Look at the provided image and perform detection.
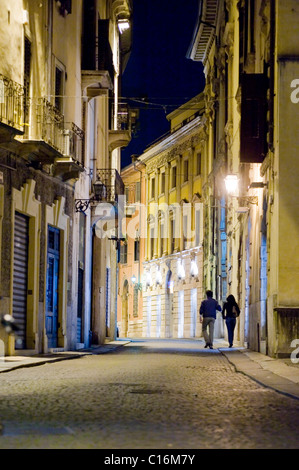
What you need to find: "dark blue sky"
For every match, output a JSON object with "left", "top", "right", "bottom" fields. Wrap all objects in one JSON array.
[{"left": 121, "top": 0, "right": 205, "bottom": 168}]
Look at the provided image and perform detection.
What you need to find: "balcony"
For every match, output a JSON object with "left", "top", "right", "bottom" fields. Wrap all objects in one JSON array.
[
  {"left": 96, "top": 168, "right": 124, "bottom": 204},
  {"left": 109, "top": 103, "right": 138, "bottom": 151},
  {"left": 16, "top": 98, "right": 65, "bottom": 164},
  {"left": 54, "top": 122, "right": 85, "bottom": 181},
  {"left": 0, "top": 74, "right": 24, "bottom": 142},
  {"left": 82, "top": 19, "right": 114, "bottom": 98}
]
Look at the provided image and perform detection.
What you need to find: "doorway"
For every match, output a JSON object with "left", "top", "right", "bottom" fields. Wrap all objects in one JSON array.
[
  {"left": 46, "top": 226, "right": 60, "bottom": 349},
  {"left": 13, "top": 212, "right": 29, "bottom": 349}
]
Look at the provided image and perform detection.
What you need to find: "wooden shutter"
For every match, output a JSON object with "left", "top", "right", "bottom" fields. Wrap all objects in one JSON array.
[{"left": 240, "top": 74, "right": 268, "bottom": 163}]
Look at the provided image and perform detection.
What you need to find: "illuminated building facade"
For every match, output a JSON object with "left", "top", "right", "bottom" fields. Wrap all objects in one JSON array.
[
  {"left": 138, "top": 94, "right": 213, "bottom": 339},
  {"left": 0, "top": 0, "right": 133, "bottom": 354},
  {"left": 188, "top": 0, "right": 299, "bottom": 356},
  {"left": 117, "top": 159, "right": 146, "bottom": 337}
]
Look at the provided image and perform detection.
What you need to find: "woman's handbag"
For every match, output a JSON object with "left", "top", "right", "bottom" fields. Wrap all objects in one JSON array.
[{"left": 232, "top": 305, "right": 239, "bottom": 318}]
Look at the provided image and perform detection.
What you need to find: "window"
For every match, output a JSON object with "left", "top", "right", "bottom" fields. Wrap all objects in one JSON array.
[
  {"left": 150, "top": 227, "right": 155, "bottom": 259},
  {"left": 171, "top": 166, "right": 177, "bottom": 188},
  {"left": 151, "top": 177, "right": 155, "bottom": 199},
  {"left": 160, "top": 223, "right": 164, "bottom": 257},
  {"left": 55, "top": 0, "right": 72, "bottom": 16},
  {"left": 24, "top": 37, "right": 31, "bottom": 134},
  {"left": 160, "top": 171, "right": 165, "bottom": 194},
  {"left": 183, "top": 214, "right": 188, "bottom": 249},
  {"left": 195, "top": 209, "right": 200, "bottom": 246},
  {"left": 183, "top": 160, "right": 189, "bottom": 183},
  {"left": 134, "top": 238, "right": 140, "bottom": 262},
  {"left": 119, "top": 242, "right": 127, "bottom": 264},
  {"left": 135, "top": 181, "right": 141, "bottom": 202},
  {"left": 196, "top": 153, "right": 202, "bottom": 175},
  {"left": 55, "top": 66, "right": 64, "bottom": 112},
  {"left": 170, "top": 218, "right": 175, "bottom": 254}
]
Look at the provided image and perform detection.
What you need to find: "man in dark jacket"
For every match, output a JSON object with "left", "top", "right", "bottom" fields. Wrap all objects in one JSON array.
[{"left": 199, "top": 290, "right": 221, "bottom": 349}]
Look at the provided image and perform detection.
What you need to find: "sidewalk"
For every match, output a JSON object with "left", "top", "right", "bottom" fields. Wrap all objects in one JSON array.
[
  {"left": 0, "top": 340, "right": 130, "bottom": 374},
  {"left": 218, "top": 343, "right": 299, "bottom": 401},
  {"left": 0, "top": 339, "right": 299, "bottom": 401}
]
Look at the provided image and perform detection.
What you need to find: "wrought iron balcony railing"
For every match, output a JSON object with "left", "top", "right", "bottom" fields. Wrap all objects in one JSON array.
[
  {"left": 112, "top": 102, "right": 139, "bottom": 133},
  {"left": 23, "top": 97, "right": 64, "bottom": 154},
  {"left": 63, "top": 122, "right": 85, "bottom": 166},
  {"left": 96, "top": 168, "right": 124, "bottom": 203},
  {"left": 0, "top": 74, "right": 24, "bottom": 134}
]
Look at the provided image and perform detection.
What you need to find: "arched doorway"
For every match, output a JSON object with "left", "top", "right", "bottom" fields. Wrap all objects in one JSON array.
[{"left": 122, "top": 280, "right": 129, "bottom": 337}]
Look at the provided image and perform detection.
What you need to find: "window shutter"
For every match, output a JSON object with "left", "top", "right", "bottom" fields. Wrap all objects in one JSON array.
[{"left": 240, "top": 74, "right": 268, "bottom": 163}]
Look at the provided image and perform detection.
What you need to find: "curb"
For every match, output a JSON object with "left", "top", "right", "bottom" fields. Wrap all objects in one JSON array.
[
  {"left": 220, "top": 348, "right": 299, "bottom": 401},
  {"left": 0, "top": 341, "right": 131, "bottom": 374}
]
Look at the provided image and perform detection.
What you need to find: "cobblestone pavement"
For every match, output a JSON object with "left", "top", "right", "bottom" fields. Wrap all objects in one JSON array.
[{"left": 0, "top": 339, "right": 299, "bottom": 449}]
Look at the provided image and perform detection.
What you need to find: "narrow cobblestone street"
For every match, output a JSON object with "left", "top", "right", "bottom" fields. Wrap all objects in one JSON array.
[{"left": 0, "top": 339, "right": 299, "bottom": 450}]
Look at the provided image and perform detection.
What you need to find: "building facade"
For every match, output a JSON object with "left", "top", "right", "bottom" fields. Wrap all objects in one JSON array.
[
  {"left": 117, "top": 158, "right": 146, "bottom": 337},
  {"left": 188, "top": 0, "right": 299, "bottom": 357},
  {"left": 138, "top": 94, "right": 213, "bottom": 339},
  {"left": 0, "top": 0, "right": 133, "bottom": 355}
]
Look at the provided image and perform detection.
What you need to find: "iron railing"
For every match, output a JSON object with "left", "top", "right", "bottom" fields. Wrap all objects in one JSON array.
[
  {"left": 24, "top": 97, "right": 64, "bottom": 153},
  {"left": 113, "top": 102, "right": 130, "bottom": 131},
  {"left": 23, "top": 99, "right": 84, "bottom": 164},
  {"left": 96, "top": 168, "right": 124, "bottom": 203},
  {"left": 0, "top": 74, "right": 24, "bottom": 133},
  {"left": 111, "top": 102, "right": 139, "bottom": 135},
  {"left": 63, "top": 122, "right": 85, "bottom": 166}
]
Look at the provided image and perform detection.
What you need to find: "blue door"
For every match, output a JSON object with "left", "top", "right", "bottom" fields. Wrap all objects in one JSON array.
[{"left": 46, "top": 226, "right": 60, "bottom": 348}]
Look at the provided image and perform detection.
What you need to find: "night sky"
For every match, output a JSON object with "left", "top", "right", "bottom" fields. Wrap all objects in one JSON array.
[{"left": 121, "top": 0, "right": 205, "bottom": 168}]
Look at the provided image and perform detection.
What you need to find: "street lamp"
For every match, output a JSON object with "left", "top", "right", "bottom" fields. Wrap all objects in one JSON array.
[
  {"left": 224, "top": 174, "right": 239, "bottom": 195},
  {"left": 224, "top": 174, "right": 258, "bottom": 207},
  {"left": 75, "top": 180, "right": 107, "bottom": 212},
  {"left": 190, "top": 259, "right": 199, "bottom": 277}
]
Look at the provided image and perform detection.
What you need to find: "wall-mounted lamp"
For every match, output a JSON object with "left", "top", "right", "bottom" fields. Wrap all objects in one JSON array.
[
  {"left": 177, "top": 260, "right": 185, "bottom": 280},
  {"left": 118, "top": 18, "right": 130, "bottom": 34},
  {"left": 156, "top": 269, "right": 162, "bottom": 285},
  {"left": 224, "top": 174, "right": 239, "bottom": 195},
  {"left": 131, "top": 274, "right": 142, "bottom": 291},
  {"left": 145, "top": 270, "right": 152, "bottom": 287},
  {"left": 190, "top": 260, "right": 199, "bottom": 277},
  {"left": 224, "top": 174, "right": 258, "bottom": 207},
  {"left": 75, "top": 180, "right": 107, "bottom": 212}
]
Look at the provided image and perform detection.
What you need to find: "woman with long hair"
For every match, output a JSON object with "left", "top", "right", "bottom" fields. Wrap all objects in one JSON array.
[{"left": 222, "top": 294, "right": 240, "bottom": 348}]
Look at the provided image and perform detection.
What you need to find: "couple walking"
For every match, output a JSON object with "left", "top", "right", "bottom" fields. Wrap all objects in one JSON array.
[{"left": 199, "top": 290, "right": 240, "bottom": 349}]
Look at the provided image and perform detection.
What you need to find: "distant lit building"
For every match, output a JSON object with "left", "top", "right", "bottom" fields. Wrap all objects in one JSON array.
[
  {"left": 139, "top": 94, "right": 210, "bottom": 339},
  {"left": 117, "top": 158, "right": 146, "bottom": 337}
]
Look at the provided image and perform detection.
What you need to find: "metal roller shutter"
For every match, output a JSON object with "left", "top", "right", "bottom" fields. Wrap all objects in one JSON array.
[{"left": 13, "top": 212, "right": 29, "bottom": 349}]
